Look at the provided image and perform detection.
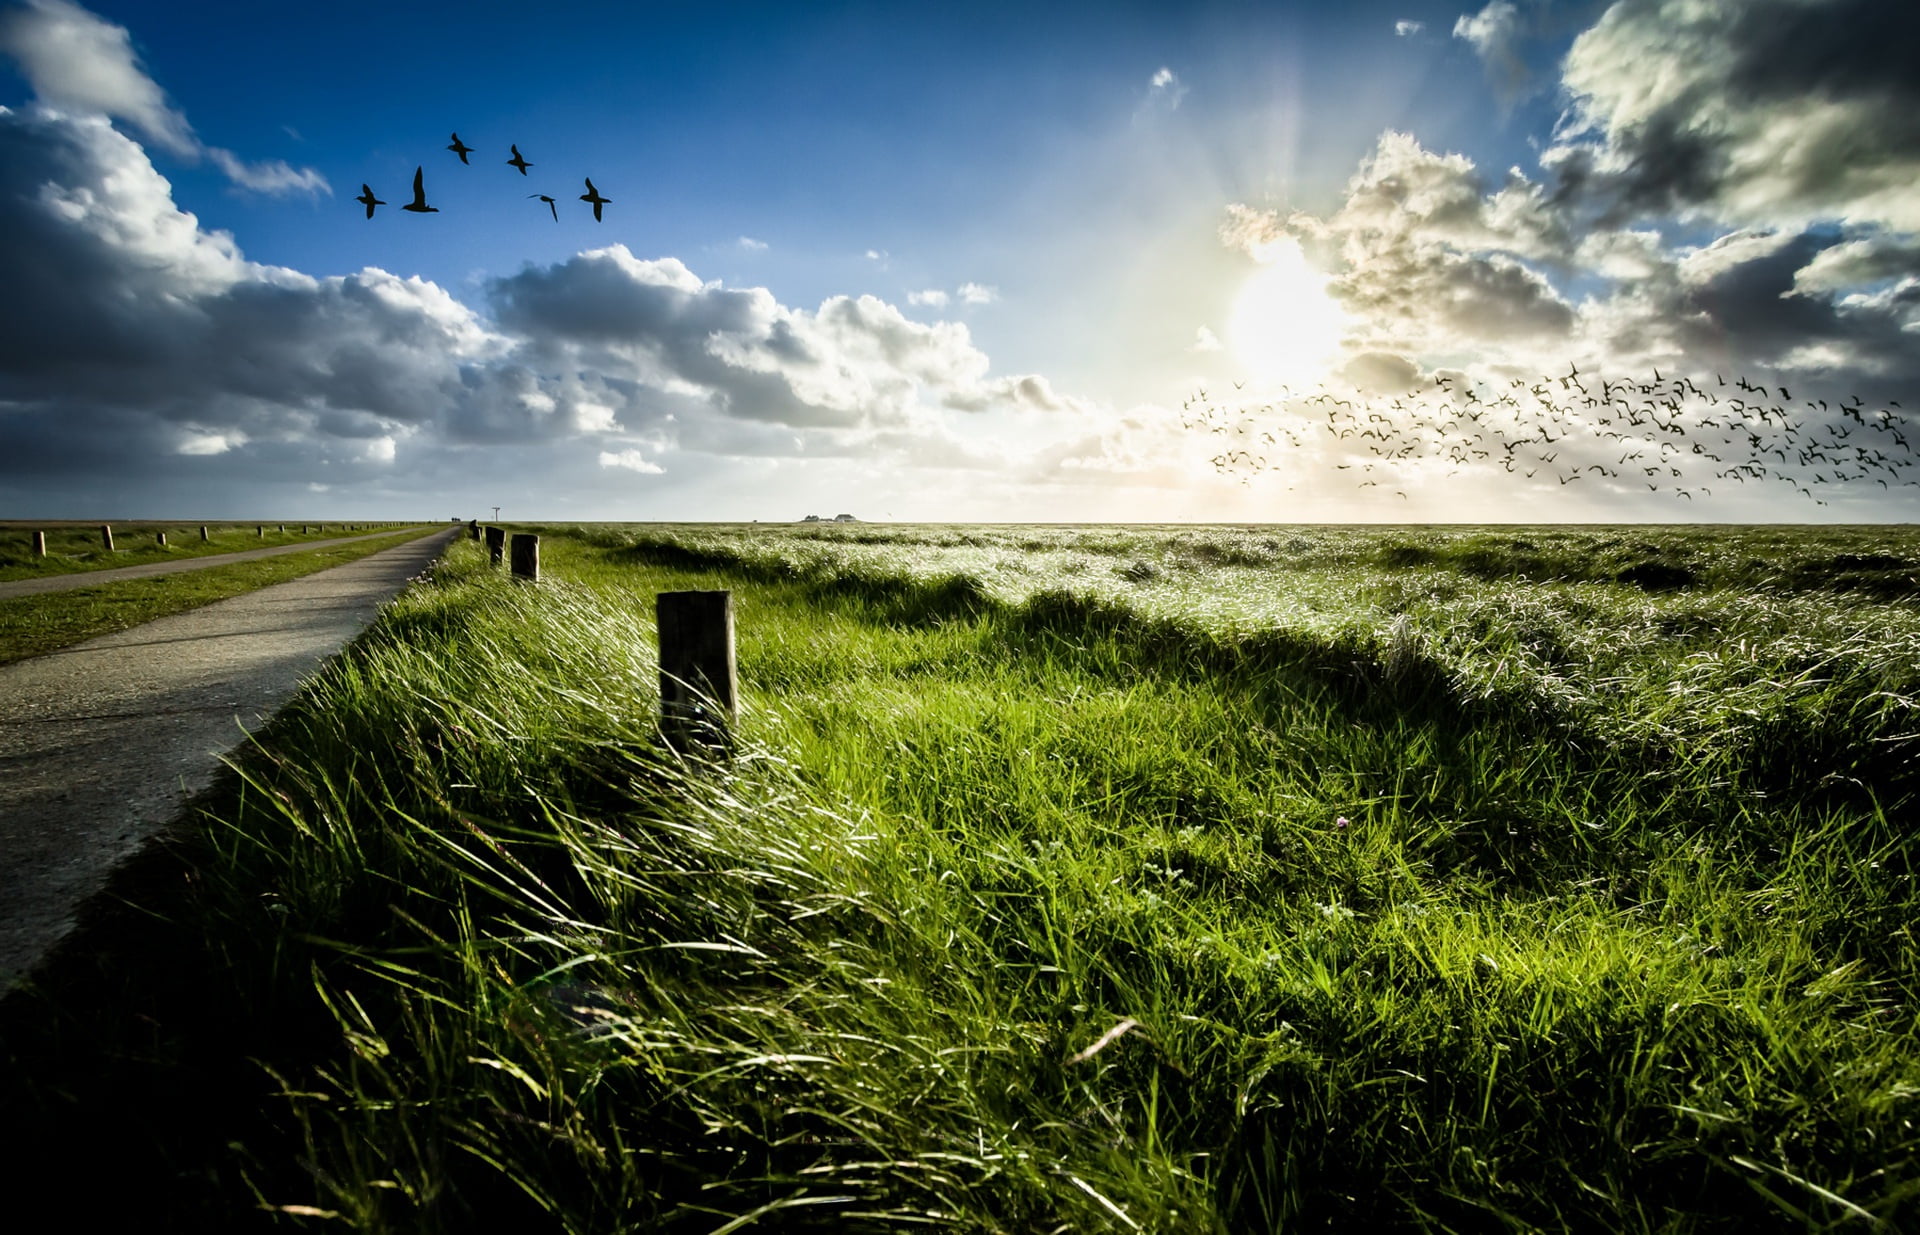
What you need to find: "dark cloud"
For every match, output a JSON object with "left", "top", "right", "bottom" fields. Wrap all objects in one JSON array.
[{"left": 1555, "top": 0, "right": 1920, "bottom": 231}]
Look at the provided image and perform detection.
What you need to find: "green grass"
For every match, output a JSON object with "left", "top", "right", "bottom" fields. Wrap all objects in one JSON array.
[
  {"left": 0, "top": 521, "right": 415, "bottom": 582},
  {"left": 3, "top": 523, "right": 1917, "bottom": 1231},
  {"left": 0, "top": 527, "right": 437, "bottom": 665}
]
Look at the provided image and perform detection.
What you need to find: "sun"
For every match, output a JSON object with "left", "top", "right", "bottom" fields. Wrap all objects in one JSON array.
[{"left": 1226, "top": 235, "right": 1347, "bottom": 387}]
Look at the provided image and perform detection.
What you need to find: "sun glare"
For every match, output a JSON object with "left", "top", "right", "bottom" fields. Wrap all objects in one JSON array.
[{"left": 1227, "top": 236, "right": 1347, "bottom": 387}]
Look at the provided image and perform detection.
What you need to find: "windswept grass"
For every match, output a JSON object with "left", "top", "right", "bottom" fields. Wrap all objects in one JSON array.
[{"left": 3, "top": 524, "right": 1917, "bottom": 1231}]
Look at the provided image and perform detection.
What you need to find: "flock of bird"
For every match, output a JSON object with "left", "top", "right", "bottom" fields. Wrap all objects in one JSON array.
[
  {"left": 1184, "top": 365, "right": 1916, "bottom": 506},
  {"left": 354, "top": 132, "right": 611, "bottom": 223}
]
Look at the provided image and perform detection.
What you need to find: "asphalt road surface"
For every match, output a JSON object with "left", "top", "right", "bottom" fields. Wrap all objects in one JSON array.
[
  {"left": 0, "top": 526, "right": 442, "bottom": 600},
  {"left": 0, "top": 526, "right": 461, "bottom": 991}
]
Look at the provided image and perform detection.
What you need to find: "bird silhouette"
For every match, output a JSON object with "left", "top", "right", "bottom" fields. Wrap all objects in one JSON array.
[
  {"left": 355, "top": 183, "right": 386, "bottom": 219},
  {"left": 530, "top": 193, "right": 557, "bottom": 221},
  {"left": 401, "top": 166, "right": 438, "bottom": 213},
  {"left": 507, "top": 144, "right": 532, "bottom": 175},
  {"left": 447, "top": 133, "right": 474, "bottom": 164},
  {"left": 580, "top": 177, "right": 610, "bottom": 221}
]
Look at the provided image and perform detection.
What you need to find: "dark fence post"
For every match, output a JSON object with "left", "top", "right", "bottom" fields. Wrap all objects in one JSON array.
[
  {"left": 656, "top": 590, "right": 737, "bottom": 756},
  {"left": 200, "top": 525, "right": 209, "bottom": 542},
  {"left": 31, "top": 530, "right": 45, "bottom": 558},
  {"left": 510, "top": 533, "right": 539, "bottom": 582},
  {"left": 468, "top": 519, "right": 480, "bottom": 540},
  {"left": 101, "top": 524, "right": 113, "bottom": 551},
  {"left": 157, "top": 531, "right": 167, "bottom": 546},
  {"left": 257, "top": 525, "right": 264, "bottom": 537},
  {"left": 486, "top": 526, "right": 505, "bottom": 565}
]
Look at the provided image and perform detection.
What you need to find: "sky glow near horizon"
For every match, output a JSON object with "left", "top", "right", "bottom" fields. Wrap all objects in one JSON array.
[{"left": 0, "top": 0, "right": 1914, "bottom": 522}]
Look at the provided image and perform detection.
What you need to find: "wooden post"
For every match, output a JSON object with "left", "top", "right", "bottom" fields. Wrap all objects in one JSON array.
[
  {"left": 157, "top": 531, "right": 167, "bottom": 546},
  {"left": 657, "top": 590, "right": 737, "bottom": 755},
  {"left": 31, "top": 530, "right": 45, "bottom": 558},
  {"left": 468, "top": 520, "right": 480, "bottom": 540},
  {"left": 257, "top": 525, "right": 264, "bottom": 537},
  {"left": 279, "top": 524, "right": 285, "bottom": 532},
  {"left": 101, "top": 524, "right": 113, "bottom": 551},
  {"left": 509, "top": 532, "right": 539, "bottom": 582},
  {"left": 200, "top": 525, "right": 209, "bottom": 542},
  {"left": 486, "top": 526, "right": 505, "bottom": 565}
]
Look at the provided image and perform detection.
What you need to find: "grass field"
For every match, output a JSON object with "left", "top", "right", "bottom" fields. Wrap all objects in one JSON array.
[
  {"left": 3, "top": 522, "right": 1918, "bottom": 1231},
  {"left": 0, "top": 521, "right": 410, "bottom": 582},
  {"left": 0, "top": 526, "right": 436, "bottom": 666}
]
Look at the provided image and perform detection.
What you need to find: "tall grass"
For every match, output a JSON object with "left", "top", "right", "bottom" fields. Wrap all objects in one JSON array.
[{"left": 4, "top": 525, "right": 1917, "bottom": 1231}]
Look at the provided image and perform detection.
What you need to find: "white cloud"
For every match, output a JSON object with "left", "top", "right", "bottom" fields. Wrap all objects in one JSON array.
[
  {"left": 206, "top": 147, "right": 330, "bottom": 195},
  {"left": 1395, "top": 19, "right": 1424, "bottom": 37},
  {"left": 598, "top": 448, "right": 664, "bottom": 474},
  {"left": 1190, "top": 325, "right": 1224, "bottom": 353},
  {"left": 1145, "top": 66, "right": 1188, "bottom": 110},
  {"left": 958, "top": 282, "right": 998, "bottom": 305},
  {"left": 1452, "top": 2, "right": 1532, "bottom": 102},
  {"left": 176, "top": 430, "right": 237, "bottom": 455},
  {"left": 737, "top": 235, "right": 767, "bottom": 252},
  {"left": 0, "top": 0, "right": 327, "bottom": 195},
  {"left": 907, "top": 288, "right": 949, "bottom": 307}
]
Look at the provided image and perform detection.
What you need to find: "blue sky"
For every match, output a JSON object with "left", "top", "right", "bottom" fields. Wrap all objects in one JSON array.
[{"left": 0, "top": 0, "right": 1914, "bottom": 521}]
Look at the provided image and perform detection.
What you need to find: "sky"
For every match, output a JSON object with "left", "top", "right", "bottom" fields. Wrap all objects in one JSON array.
[{"left": 0, "top": 0, "right": 1914, "bottom": 522}]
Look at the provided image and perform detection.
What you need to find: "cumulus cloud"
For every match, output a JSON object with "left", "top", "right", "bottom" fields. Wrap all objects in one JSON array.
[
  {"left": 0, "top": 102, "right": 1096, "bottom": 510},
  {"left": 1551, "top": 0, "right": 1920, "bottom": 232},
  {"left": 908, "top": 288, "right": 949, "bottom": 307},
  {"left": 1190, "top": 325, "right": 1224, "bottom": 353},
  {"left": 958, "top": 282, "right": 998, "bottom": 305},
  {"left": 1395, "top": 20, "right": 1424, "bottom": 37},
  {"left": 1227, "top": 132, "right": 1575, "bottom": 360},
  {"left": 1219, "top": 0, "right": 1919, "bottom": 408},
  {"left": 0, "top": 0, "right": 327, "bottom": 195},
  {"left": 736, "top": 235, "right": 767, "bottom": 252}
]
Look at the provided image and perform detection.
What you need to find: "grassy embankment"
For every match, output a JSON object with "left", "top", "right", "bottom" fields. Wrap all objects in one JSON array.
[
  {"left": 4, "top": 523, "right": 1918, "bottom": 1231},
  {"left": 0, "top": 527, "right": 436, "bottom": 666},
  {"left": 0, "top": 522, "right": 410, "bottom": 582}
]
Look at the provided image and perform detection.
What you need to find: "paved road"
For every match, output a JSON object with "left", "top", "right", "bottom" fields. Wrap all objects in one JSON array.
[
  {"left": 0, "top": 527, "right": 461, "bottom": 991},
  {"left": 0, "top": 526, "right": 443, "bottom": 600}
]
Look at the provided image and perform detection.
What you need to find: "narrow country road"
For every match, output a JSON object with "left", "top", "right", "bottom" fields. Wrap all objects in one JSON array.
[
  {"left": 0, "top": 526, "right": 461, "bottom": 991},
  {"left": 0, "top": 525, "right": 446, "bottom": 600}
]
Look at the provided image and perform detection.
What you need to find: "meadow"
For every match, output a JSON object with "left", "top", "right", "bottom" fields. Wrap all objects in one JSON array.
[
  {"left": 0, "top": 526, "right": 434, "bottom": 666},
  {"left": 4, "top": 521, "right": 1918, "bottom": 1232},
  {"left": 0, "top": 521, "right": 407, "bottom": 582}
]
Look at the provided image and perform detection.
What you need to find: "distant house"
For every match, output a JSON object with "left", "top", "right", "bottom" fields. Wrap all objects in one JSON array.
[
  {"left": 800, "top": 514, "right": 822, "bottom": 522},
  {"left": 799, "top": 513, "right": 860, "bottom": 523},
  {"left": 833, "top": 513, "right": 858, "bottom": 522}
]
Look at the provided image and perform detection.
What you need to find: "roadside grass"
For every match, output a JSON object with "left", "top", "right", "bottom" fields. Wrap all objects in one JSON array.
[
  {"left": 0, "top": 521, "right": 411, "bottom": 582},
  {"left": 0, "top": 527, "right": 437, "bottom": 666},
  {"left": 3, "top": 524, "right": 1917, "bottom": 1231}
]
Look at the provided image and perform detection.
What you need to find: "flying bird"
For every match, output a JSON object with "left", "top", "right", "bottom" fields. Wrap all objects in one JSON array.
[
  {"left": 355, "top": 183, "right": 386, "bottom": 219},
  {"left": 401, "top": 166, "right": 438, "bottom": 213},
  {"left": 580, "top": 176, "right": 610, "bottom": 221},
  {"left": 530, "top": 192, "right": 557, "bottom": 221},
  {"left": 507, "top": 144, "right": 532, "bottom": 175},
  {"left": 447, "top": 133, "right": 474, "bottom": 164}
]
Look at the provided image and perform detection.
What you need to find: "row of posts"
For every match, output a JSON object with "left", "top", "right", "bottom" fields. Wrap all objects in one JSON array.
[
  {"left": 470, "top": 520, "right": 540, "bottom": 581},
  {"left": 463, "top": 520, "right": 736, "bottom": 754},
  {"left": 23, "top": 522, "right": 395, "bottom": 557}
]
